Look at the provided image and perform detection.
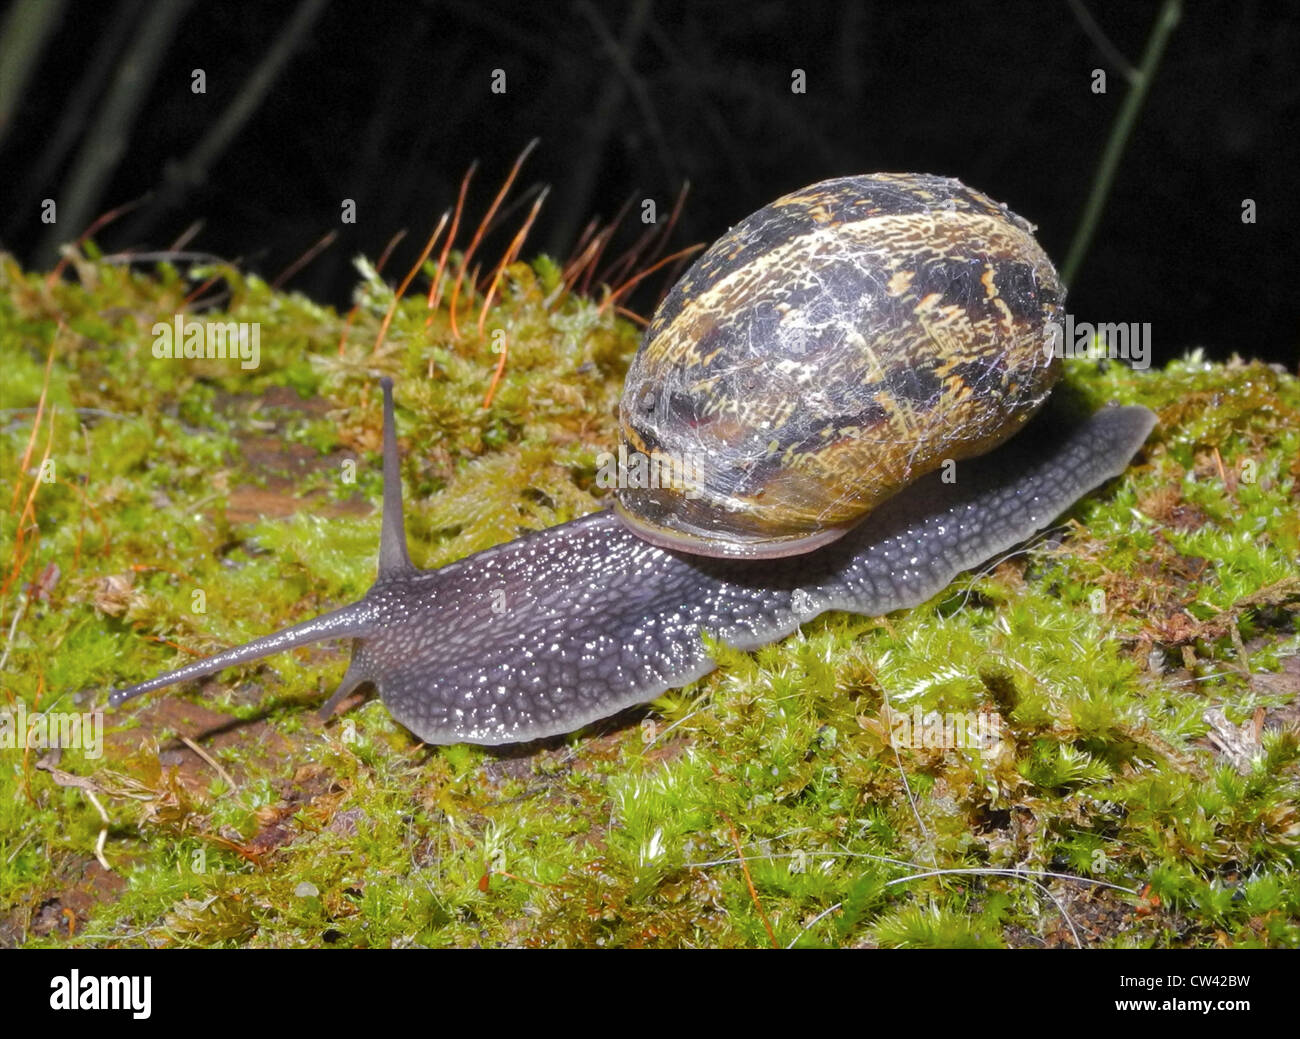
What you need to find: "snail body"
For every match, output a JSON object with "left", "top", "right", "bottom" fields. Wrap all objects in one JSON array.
[{"left": 107, "top": 174, "right": 1156, "bottom": 745}]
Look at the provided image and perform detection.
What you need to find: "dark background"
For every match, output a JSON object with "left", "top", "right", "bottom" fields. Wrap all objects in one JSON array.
[{"left": 1, "top": 0, "right": 1295, "bottom": 367}]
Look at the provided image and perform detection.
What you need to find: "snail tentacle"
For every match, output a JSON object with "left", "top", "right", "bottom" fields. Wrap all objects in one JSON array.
[
  {"left": 105, "top": 599, "right": 377, "bottom": 707},
  {"left": 103, "top": 378, "right": 415, "bottom": 709}
]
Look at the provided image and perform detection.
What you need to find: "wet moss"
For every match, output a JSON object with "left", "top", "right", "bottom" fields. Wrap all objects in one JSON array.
[{"left": 0, "top": 249, "right": 1297, "bottom": 948}]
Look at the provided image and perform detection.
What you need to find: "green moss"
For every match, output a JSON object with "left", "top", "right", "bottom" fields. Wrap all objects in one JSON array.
[{"left": 0, "top": 247, "right": 1296, "bottom": 948}]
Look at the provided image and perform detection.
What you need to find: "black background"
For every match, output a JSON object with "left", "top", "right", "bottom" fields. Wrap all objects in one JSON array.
[
  {"left": 2, "top": 0, "right": 1296, "bottom": 367},
  {"left": 3, "top": 947, "right": 1288, "bottom": 1015}
]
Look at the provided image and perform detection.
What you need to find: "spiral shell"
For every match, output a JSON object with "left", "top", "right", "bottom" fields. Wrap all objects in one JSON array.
[{"left": 615, "top": 172, "right": 1065, "bottom": 559}]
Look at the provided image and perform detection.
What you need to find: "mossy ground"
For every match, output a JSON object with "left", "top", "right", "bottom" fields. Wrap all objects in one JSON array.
[{"left": 1, "top": 248, "right": 1297, "bottom": 948}]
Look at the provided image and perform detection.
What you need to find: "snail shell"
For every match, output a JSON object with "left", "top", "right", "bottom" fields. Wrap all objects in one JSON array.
[{"left": 618, "top": 173, "right": 1065, "bottom": 558}]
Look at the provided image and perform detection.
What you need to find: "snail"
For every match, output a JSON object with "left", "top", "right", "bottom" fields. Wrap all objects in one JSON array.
[{"left": 106, "top": 173, "right": 1156, "bottom": 745}]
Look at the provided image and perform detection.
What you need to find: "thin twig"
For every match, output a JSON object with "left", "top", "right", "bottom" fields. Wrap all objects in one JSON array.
[
  {"left": 272, "top": 229, "right": 338, "bottom": 289},
  {"left": 0, "top": 595, "right": 26, "bottom": 676},
  {"left": 879, "top": 683, "right": 932, "bottom": 860},
  {"left": 785, "top": 902, "right": 843, "bottom": 948},
  {"left": 33, "top": 758, "right": 114, "bottom": 873},
  {"left": 1066, "top": 0, "right": 1139, "bottom": 83},
  {"left": 1062, "top": 0, "right": 1182, "bottom": 286},
  {"left": 178, "top": 735, "right": 238, "bottom": 791},
  {"left": 84, "top": 791, "right": 113, "bottom": 872}
]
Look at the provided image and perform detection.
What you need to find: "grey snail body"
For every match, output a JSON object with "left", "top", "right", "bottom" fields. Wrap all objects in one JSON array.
[{"left": 107, "top": 174, "right": 1156, "bottom": 745}]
